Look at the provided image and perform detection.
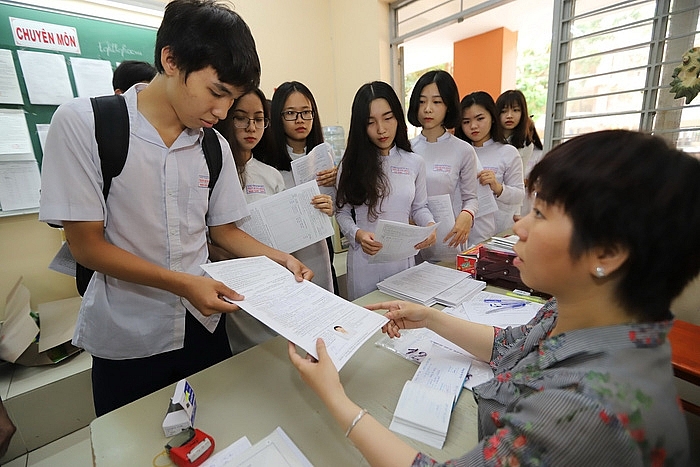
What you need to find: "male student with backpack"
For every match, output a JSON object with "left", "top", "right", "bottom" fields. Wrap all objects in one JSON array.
[{"left": 39, "top": 0, "right": 312, "bottom": 416}]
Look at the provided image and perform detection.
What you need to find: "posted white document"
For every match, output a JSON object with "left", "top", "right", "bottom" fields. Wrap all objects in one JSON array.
[
  {"left": 69, "top": 57, "right": 114, "bottom": 98},
  {"left": 235, "top": 180, "right": 334, "bottom": 254},
  {"left": 201, "top": 256, "right": 388, "bottom": 370},
  {"left": 0, "top": 49, "right": 23, "bottom": 104},
  {"left": 369, "top": 220, "right": 438, "bottom": 264},
  {"left": 17, "top": 50, "right": 73, "bottom": 105}
]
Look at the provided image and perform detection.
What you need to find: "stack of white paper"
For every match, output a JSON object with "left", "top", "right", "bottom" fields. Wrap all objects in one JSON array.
[
  {"left": 377, "top": 262, "right": 485, "bottom": 306},
  {"left": 201, "top": 426, "right": 312, "bottom": 467},
  {"left": 389, "top": 344, "right": 470, "bottom": 448},
  {"left": 482, "top": 235, "right": 519, "bottom": 254},
  {"left": 433, "top": 276, "right": 487, "bottom": 307}
]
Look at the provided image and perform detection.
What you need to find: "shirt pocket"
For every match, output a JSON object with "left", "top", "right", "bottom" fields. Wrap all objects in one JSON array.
[{"left": 186, "top": 187, "right": 209, "bottom": 236}]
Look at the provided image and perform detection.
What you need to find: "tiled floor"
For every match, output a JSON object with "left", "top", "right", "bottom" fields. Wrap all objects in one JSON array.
[{"left": 4, "top": 427, "right": 92, "bottom": 467}]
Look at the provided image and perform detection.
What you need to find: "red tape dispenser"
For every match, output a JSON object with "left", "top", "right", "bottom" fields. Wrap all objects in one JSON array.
[{"left": 165, "top": 427, "right": 215, "bottom": 467}]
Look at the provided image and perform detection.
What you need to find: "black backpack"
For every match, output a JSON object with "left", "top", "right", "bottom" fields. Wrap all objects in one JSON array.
[{"left": 69, "top": 94, "right": 222, "bottom": 295}]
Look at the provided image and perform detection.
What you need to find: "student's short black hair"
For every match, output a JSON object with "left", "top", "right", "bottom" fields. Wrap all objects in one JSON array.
[
  {"left": 154, "top": 0, "right": 260, "bottom": 89},
  {"left": 112, "top": 60, "right": 157, "bottom": 92},
  {"left": 528, "top": 130, "right": 700, "bottom": 321},
  {"left": 454, "top": 91, "right": 505, "bottom": 144},
  {"left": 407, "top": 70, "right": 461, "bottom": 129}
]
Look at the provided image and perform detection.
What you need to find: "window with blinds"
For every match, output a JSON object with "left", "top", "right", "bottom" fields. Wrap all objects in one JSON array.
[{"left": 545, "top": 0, "right": 700, "bottom": 154}]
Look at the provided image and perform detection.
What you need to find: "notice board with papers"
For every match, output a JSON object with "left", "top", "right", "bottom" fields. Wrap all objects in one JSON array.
[{"left": 0, "top": 0, "right": 156, "bottom": 216}]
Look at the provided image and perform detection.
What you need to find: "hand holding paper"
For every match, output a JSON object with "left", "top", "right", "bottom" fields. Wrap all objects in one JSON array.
[
  {"left": 368, "top": 220, "right": 439, "bottom": 264},
  {"left": 201, "top": 256, "right": 387, "bottom": 370}
]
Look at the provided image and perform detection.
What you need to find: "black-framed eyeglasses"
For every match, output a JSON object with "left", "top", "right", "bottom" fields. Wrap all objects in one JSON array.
[
  {"left": 281, "top": 110, "right": 314, "bottom": 121},
  {"left": 232, "top": 116, "right": 269, "bottom": 129}
]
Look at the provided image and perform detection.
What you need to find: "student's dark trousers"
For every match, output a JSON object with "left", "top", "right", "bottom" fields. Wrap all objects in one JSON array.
[{"left": 91, "top": 310, "right": 232, "bottom": 416}]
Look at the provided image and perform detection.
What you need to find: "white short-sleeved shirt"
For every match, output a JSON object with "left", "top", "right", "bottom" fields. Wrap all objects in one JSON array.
[{"left": 38, "top": 84, "right": 248, "bottom": 359}]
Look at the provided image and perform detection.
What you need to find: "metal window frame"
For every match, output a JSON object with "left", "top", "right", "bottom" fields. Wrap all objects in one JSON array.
[{"left": 545, "top": 0, "right": 700, "bottom": 151}]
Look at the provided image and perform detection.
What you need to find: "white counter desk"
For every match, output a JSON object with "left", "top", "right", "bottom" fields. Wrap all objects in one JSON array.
[{"left": 89, "top": 290, "right": 480, "bottom": 466}]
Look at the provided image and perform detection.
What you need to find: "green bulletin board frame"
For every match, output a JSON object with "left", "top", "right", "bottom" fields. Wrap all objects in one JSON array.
[{"left": 0, "top": 0, "right": 156, "bottom": 215}]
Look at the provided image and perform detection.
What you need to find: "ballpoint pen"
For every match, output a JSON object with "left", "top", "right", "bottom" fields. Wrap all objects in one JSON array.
[{"left": 483, "top": 299, "right": 528, "bottom": 313}]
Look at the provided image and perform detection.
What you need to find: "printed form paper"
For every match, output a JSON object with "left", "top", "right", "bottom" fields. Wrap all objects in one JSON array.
[
  {"left": 17, "top": 50, "right": 73, "bottom": 105},
  {"left": 201, "top": 256, "right": 388, "bottom": 370},
  {"left": 0, "top": 108, "right": 34, "bottom": 159},
  {"left": 290, "top": 143, "right": 334, "bottom": 186},
  {"left": 0, "top": 161, "right": 41, "bottom": 211},
  {"left": 235, "top": 180, "right": 334, "bottom": 254},
  {"left": 0, "top": 49, "right": 24, "bottom": 104},
  {"left": 69, "top": 57, "right": 114, "bottom": 98},
  {"left": 475, "top": 182, "right": 498, "bottom": 218},
  {"left": 426, "top": 194, "right": 459, "bottom": 257},
  {"left": 202, "top": 427, "right": 312, "bottom": 467},
  {"left": 369, "top": 220, "right": 439, "bottom": 264},
  {"left": 377, "top": 262, "right": 471, "bottom": 306}
]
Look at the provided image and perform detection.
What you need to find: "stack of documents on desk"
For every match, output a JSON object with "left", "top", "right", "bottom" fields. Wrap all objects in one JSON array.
[
  {"left": 377, "top": 262, "right": 485, "bottom": 306},
  {"left": 201, "top": 426, "right": 311, "bottom": 467},
  {"left": 483, "top": 235, "right": 518, "bottom": 253},
  {"left": 389, "top": 343, "right": 470, "bottom": 448},
  {"left": 445, "top": 290, "right": 543, "bottom": 328}
]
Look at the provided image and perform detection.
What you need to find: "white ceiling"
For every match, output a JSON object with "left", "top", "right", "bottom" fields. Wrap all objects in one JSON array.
[{"left": 401, "top": 0, "right": 555, "bottom": 73}]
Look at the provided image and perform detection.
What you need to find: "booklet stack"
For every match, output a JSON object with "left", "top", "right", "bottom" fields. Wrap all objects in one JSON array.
[
  {"left": 377, "top": 262, "right": 485, "bottom": 306},
  {"left": 389, "top": 344, "right": 471, "bottom": 448}
]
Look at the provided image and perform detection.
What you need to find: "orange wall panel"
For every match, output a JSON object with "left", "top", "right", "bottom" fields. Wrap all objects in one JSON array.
[{"left": 453, "top": 27, "right": 518, "bottom": 101}]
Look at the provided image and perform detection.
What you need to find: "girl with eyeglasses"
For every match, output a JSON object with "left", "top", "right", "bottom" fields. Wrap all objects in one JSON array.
[
  {"left": 335, "top": 81, "right": 436, "bottom": 300},
  {"left": 213, "top": 88, "right": 332, "bottom": 353},
  {"left": 261, "top": 81, "right": 337, "bottom": 294},
  {"left": 407, "top": 70, "right": 479, "bottom": 261},
  {"left": 455, "top": 91, "right": 525, "bottom": 242}
]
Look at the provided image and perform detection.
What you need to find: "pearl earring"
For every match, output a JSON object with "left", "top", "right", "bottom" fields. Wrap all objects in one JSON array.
[{"left": 595, "top": 266, "right": 606, "bottom": 278}]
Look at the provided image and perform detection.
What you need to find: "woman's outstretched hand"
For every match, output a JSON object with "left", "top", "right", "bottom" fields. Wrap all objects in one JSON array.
[{"left": 366, "top": 300, "right": 434, "bottom": 338}]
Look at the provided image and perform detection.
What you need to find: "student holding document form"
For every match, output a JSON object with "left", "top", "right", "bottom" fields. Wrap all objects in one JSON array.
[
  {"left": 212, "top": 88, "right": 333, "bottom": 353},
  {"left": 290, "top": 130, "right": 697, "bottom": 466},
  {"left": 335, "top": 81, "right": 436, "bottom": 300},
  {"left": 262, "top": 81, "right": 339, "bottom": 294},
  {"left": 407, "top": 70, "right": 479, "bottom": 262}
]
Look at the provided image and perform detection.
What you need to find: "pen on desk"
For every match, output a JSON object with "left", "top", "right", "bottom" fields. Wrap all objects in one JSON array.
[
  {"left": 484, "top": 300, "right": 527, "bottom": 313},
  {"left": 484, "top": 299, "right": 526, "bottom": 306}
]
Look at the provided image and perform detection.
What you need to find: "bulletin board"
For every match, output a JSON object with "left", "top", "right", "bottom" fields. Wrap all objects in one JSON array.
[{"left": 0, "top": 0, "right": 156, "bottom": 216}]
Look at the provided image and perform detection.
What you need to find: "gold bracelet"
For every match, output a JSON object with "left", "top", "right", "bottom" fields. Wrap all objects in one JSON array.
[{"left": 345, "top": 408, "right": 368, "bottom": 437}]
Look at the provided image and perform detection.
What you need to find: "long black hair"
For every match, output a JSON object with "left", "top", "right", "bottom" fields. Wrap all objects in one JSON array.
[
  {"left": 336, "top": 81, "right": 411, "bottom": 221},
  {"left": 260, "top": 81, "right": 324, "bottom": 171}
]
